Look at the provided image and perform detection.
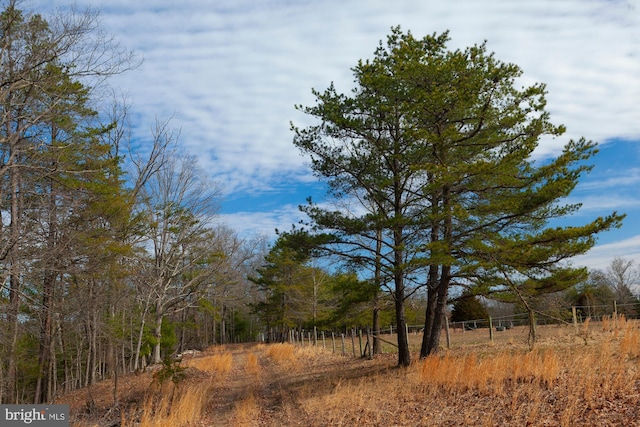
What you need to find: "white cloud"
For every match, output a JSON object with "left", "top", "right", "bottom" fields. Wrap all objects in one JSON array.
[
  {"left": 27, "top": 0, "right": 640, "bottom": 247},
  {"left": 572, "top": 234, "right": 640, "bottom": 271},
  {"left": 217, "top": 204, "right": 308, "bottom": 239},
  {"left": 564, "top": 195, "right": 640, "bottom": 213},
  {"left": 579, "top": 168, "right": 640, "bottom": 191}
]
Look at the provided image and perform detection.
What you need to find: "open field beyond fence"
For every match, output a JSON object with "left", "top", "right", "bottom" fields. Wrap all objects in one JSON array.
[{"left": 291, "top": 315, "right": 629, "bottom": 357}]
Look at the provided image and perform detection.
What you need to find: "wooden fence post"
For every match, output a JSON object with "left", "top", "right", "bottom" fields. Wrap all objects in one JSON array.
[
  {"left": 489, "top": 317, "right": 494, "bottom": 342},
  {"left": 341, "top": 333, "right": 346, "bottom": 356},
  {"left": 444, "top": 316, "right": 451, "bottom": 349},
  {"left": 572, "top": 306, "right": 578, "bottom": 333},
  {"left": 358, "top": 329, "right": 363, "bottom": 357},
  {"left": 351, "top": 329, "right": 356, "bottom": 357},
  {"left": 332, "top": 332, "right": 335, "bottom": 354},
  {"left": 405, "top": 323, "right": 410, "bottom": 353}
]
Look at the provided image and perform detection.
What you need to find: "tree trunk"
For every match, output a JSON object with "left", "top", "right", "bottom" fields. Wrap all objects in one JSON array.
[
  {"left": 394, "top": 235, "right": 410, "bottom": 367},
  {"left": 220, "top": 305, "right": 227, "bottom": 345},
  {"left": 35, "top": 271, "right": 55, "bottom": 403},
  {"left": 133, "top": 298, "right": 150, "bottom": 371},
  {"left": 152, "top": 300, "right": 163, "bottom": 364},
  {"left": 373, "top": 229, "right": 383, "bottom": 355},
  {"left": 5, "top": 140, "right": 23, "bottom": 404},
  {"left": 395, "top": 292, "right": 410, "bottom": 367},
  {"left": 420, "top": 278, "right": 438, "bottom": 358},
  {"left": 6, "top": 273, "right": 21, "bottom": 404},
  {"left": 421, "top": 185, "right": 452, "bottom": 357},
  {"left": 420, "top": 196, "right": 441, "bottom": 359},
  {"left": 425, "top": 266, "right": 451, "bottom": 355},
  {"left": 372, "top": 304, "right": 382, "bottom": 355},
  {"left": 527, "top": 310, "right": 537, "bottom": 351}
]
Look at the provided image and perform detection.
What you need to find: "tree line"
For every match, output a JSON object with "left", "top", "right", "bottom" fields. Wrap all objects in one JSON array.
[
  {"left": 0, "top": 2, "right": 627, "bottom": 404},
  {"left": 0, "top": 1, "right": 269, "bottom": 404},
  {"left": 451, "top": 256, "right": 640, "bottom": 324}
]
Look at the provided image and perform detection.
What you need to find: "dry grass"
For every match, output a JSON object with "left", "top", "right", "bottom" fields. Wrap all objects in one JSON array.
[
  {"left": 245, "top": 351, "right": 260, "bottom": 376},
  {"left": 298, "top": 342, "right": 640, "bottom": 425},
  {"left": 119, "top": 349, "right": 234, "bottom": 426},
  {"left": 229, "top": 394, "right": 260, "bottom": 427},
  {"left": 183, "top": 350, "right": 233, "bottom": 375},
  {"left": 65, "top": 321, "right": 640, "bottom": 426},
  {"left": 265, "top": 342, "right": 296, "bottom": 363},
  {"left": 296, "top": 322, "right": 640, "bottom": 426},
  {"left": 121, "top": 382, "right": 211, "bottom": 427}
]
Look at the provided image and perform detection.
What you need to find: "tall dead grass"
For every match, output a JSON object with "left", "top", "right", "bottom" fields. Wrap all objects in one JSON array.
[
  {"left": 121, "top": 350, "right": 234, "bottom": 426},
  {"left": 299, "top": 322, "right": 640, "bottom": 426},
  {"left": 183, "top": 351, "right": 233, "bottom": 375},
  {"left": 620, "top": 319, "right": 640, "bottom": 357},
  {"left": 85, "top": 322, "right": 640, "bottom": 426},
  {"left": 419, "top": 348, "right": 560, "bottom": 395},
  {"left": 266, "top": 342, "right": 296, "bottom": 362},
  {"left": 122, "top": 382, "right": 211, "bottom": 427}
]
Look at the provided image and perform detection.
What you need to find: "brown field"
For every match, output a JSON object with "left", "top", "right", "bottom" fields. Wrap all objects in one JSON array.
[{"left": 62, "top": 318, "right": 640, "bottom": 426}]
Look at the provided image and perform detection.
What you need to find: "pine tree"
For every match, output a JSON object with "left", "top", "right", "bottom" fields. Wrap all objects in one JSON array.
[{"left": 292, "top": 27, "right": 624, "bottom": 365}]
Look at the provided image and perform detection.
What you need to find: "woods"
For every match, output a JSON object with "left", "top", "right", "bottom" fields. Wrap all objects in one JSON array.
[
  {"left": 0, "top": 2, "right": 631, "bottom": 405},
  {"left": 0, "top": 1, "right": 262, "bottom": 403}
]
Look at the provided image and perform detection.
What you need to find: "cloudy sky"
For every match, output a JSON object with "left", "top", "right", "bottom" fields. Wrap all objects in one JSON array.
[{"left": 30, "top": 0, "right": 640, "bottom": 270}]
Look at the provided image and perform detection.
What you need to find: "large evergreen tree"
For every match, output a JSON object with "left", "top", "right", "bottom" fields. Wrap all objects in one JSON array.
[{"left": 292, "top": 27, "right": 623, "bottom": 366}]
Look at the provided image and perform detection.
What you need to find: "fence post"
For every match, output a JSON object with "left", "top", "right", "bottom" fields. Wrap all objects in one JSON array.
[
  {"left": 332, "top": 332, "right": 335, "bottom": 354},
  {"left": 444, "top": 316, "right": 451, "bottom": 349},
  {"left": 489, "top": 316, "right": 494, "bottom": 342},
  {"left": 366, "top": 327, "right": 372, "bottom": 360},
  {"left": 351, "top": 329, "right": 356, "bottom": 357},
  {"left": 572, "top": 306, "right": 578, "bottom": 333},
  {"left": 341, "top": 333, "right": 346, "bottom": 356},
  {"left": 314, "top": 326, "right": 317, "bottom": 346},
  {"left": 358, "top": 329, "right": 363, "bottom": 357},
  {"left": 322, "top": 331, "right": 326, "bottom": 349},
  {"left": 405, "top": 323, "right": 409, "bottom": 349}
]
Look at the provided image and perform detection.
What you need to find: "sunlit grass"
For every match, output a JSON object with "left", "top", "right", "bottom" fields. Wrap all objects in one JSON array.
[
  {"left": 266, "top": 343, "right": 296, "bottom": 363},
  {"left": 123, "top": 382, "right": 210, "bottom": 427},
  {"left": 77, "top": 320, "right": 640, "bottom": 426},
  {"left": 183, "top": 351, "right": 233, "bottom": 374},
  {"left": 299, "top": 322, "right": 640, "bottom": 426},
  {"left": 245, "top": 352, "right": 260, "bottom": 376}
]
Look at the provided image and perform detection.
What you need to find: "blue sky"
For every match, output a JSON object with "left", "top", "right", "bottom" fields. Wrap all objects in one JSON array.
[{"left": 30, "top": 0, "right": 639, "bottom": 270}]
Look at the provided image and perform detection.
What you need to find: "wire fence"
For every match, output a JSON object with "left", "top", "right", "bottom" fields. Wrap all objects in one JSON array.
[
  {"left": 274, "top": 301, "right": 639, "bottom": 357},
  {"left": 450, "top": 301, "right": 639, "bottom": 332}
]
